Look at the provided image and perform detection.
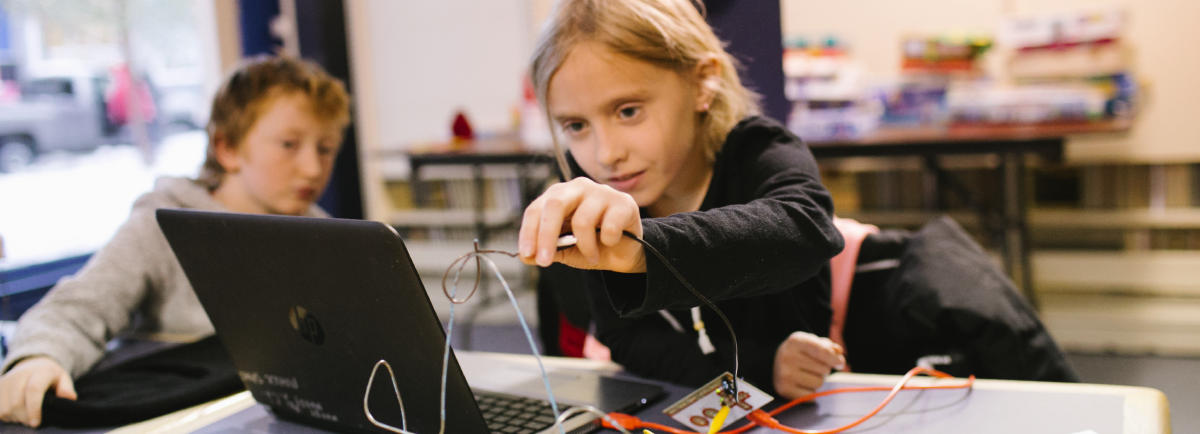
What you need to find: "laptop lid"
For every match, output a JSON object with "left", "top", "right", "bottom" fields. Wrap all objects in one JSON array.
[
  {"left": 157, "top": 209, "right": 664, "bottom": 434},
  {"left": 157, "top": 209, "right": 486, "bottom": 433}
]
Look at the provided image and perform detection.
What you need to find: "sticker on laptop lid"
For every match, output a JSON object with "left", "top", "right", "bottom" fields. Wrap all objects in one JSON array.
[{"left": 662, "top": 372, "right": 772, "bottom": 432}]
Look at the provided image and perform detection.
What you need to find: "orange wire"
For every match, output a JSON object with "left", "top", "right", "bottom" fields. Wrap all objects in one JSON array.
[
  {"left": 601, "top": 367, "right": 974, "bottom": 434},
  {"left": 749, "top": 367, "right": 975, "bottom": 434}
]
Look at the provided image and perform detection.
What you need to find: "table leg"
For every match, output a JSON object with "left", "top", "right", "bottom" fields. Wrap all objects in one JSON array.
[
  {"left": 922, "top": 156, "right": 940, "bottom": 211},
  {"left": 410, "top": 163, "right": 425, "bottom": 207},
  {"left": 473, "top": 164, "right": 487, "bottom": 245},
  {"left": 517, "top": 162, "right": 533, "bottom": 214},
  {"left": 928, "top": 157, "right": 999, "bottom": 236},
  {"left": 465, "top": 164, "right": 493, "bottom": 350},
  {"left": 472, "top": 164, "right": 493, "bottom": 304},
  {"left": 1002, "top": 152, "right": 1039, "bottom": 308}
]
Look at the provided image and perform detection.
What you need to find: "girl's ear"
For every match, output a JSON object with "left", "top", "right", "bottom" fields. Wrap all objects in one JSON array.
[
  {"left": 694, "top": 55, "right": 721, "bottom": 112},
  {"left": 213, "top": 133, "right": 242, "bottom": 174}
]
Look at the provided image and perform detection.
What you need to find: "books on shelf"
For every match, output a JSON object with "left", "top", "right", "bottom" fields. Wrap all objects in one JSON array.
[
  {"left": 1008, "top": 42, "right": 1131, "bottom": 80},
  {"left": 900, "top": 34, "right": 992, "bottom": 74},
  {"left": 385, "top": 175, "right": 532, "bottom": 243},
  {"left": 782, "top": 37, "right": 883, "bottom": 141},
  {"left": 998, "top": 8, "right": 1123, "bottom": 52},
  {"left": 827, "top": 161, "right": 1200, "bottom": 251}
]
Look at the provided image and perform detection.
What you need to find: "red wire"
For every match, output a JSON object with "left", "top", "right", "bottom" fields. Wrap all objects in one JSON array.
[{"left": 601, "top": 367, "right": 975, "bottom": 434}]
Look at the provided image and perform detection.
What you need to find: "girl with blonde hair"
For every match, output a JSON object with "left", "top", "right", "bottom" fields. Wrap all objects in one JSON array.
[{"left": 519, "top": 0, "right": 846, "bottom": 399}]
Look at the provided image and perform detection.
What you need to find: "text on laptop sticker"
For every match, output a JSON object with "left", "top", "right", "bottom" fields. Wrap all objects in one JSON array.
[{"left": 662, "top": 372, "right": 772, "bottom": 432}]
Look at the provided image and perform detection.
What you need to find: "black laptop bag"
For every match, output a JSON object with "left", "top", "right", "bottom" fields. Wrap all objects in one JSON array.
[
  {"left": 41, "top": 335, "right": 244, "bottom": 428},
  {"left": 843, "top": 216, "right": 1078, "bottom": 382}
]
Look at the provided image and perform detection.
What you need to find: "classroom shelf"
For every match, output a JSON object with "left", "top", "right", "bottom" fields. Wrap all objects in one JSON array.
[
  {"left": 1033, "top": 250, "right": 1200, "bottom": 297},
  {"left": 846, "top": 209, "right": 1200, "bottom": 231},
  {"left": 1040, "top": 292, "right": 1200, "bottom": 356},
  {"left": 1031, "top": 208, "right": 1200, "bottom": 229},
  {"left": 839, "top": 210, "right": 981, "bottom": 228},
  {"left": 389, "top": 209, "right": 517, "bottom": 227},
  {"left": 405, "top": 240, "right": 523, "bottom": 276}
]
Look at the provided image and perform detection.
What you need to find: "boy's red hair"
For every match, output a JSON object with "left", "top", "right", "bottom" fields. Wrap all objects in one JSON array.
[{"left": 198, "top": 56, "right": 350, "bottom": 188}]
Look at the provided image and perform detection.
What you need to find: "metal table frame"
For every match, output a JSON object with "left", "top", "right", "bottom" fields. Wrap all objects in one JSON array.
[
  {"left": 810, "top": 136, "right": 1068, "bottom": 307},
  {"left": 405, "top": 145, "right": 556, "bottom": 349},
  {"left": 405, "top": 124, "right": 1130, "bottom": 309},
  {"left": 407, "top": 149, "right": 556, "bottom": 247}
]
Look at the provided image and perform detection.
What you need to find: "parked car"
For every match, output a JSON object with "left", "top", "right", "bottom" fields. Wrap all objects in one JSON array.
[
  {"left": 0, "top": 67, "right": 202, "bottom": 173},
  {"left": 0, "top": 73, "right": 117, "bottom": 173}
]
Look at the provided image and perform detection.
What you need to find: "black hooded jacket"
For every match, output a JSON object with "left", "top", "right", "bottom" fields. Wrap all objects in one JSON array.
[{"left": 569, "top": 116, "right": 844, "bottom": 394}]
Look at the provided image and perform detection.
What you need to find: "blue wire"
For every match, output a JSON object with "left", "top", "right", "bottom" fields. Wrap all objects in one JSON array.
[
  {"left": 442, "top": 251, "right": 566, "bottom": 434},
  {"left": 376, "top": 230, "right": 740, "bottom": 433}
]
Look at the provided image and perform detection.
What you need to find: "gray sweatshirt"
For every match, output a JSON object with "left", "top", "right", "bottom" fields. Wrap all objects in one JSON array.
[{"left": 2, "top": 177, "right": 328, "bottom": 377}]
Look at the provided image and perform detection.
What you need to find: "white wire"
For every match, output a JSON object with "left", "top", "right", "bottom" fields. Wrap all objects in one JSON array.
[
  {"left": 692, "top": 307, "right": 716, "bottom": 355},
  {"left": 467, "top": 253, "right": 567, "bottom": 434},
  {"left": 555, "top": 405, "right": 635, "bottom": 434},
  {"left": 363, "top": 360, "right": 412, "bottom": 434},
  {"left": 658, "top": 310, "right": 685, "bottom": 333},
  {"left": 365, "top": 249, "right": 579, "bottom": 434}
]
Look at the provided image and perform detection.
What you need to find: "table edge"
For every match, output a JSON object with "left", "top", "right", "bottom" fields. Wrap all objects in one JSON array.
[
  {"left": 105, "top": 362, "right": 1170, "bottom": 434},
  {"left": 827, "top": 372, "right": 1170, "bottom": 434},
  {"left": 104, "top": 391, "right": 255, "bottom": 434}
]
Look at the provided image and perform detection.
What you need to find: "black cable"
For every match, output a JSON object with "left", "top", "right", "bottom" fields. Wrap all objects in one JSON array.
[
  {"left": 561, "top": 230, "right": 739, "bottom": 402},
  {"left": 619, "top": 231, "right": 742, "bottom": 403},
  {"left": 466, "top": 230, "right": 744, "bottom": 404}
]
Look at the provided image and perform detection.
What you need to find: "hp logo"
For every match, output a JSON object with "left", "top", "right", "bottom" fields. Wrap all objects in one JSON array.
[{"left": 288, "top": 306, "right": 325, "bottom": 345}]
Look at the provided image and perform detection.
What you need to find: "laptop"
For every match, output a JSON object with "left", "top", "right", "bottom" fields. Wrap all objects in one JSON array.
[{"left": 156, "top": 209, "right": 664, "bottom": 434}]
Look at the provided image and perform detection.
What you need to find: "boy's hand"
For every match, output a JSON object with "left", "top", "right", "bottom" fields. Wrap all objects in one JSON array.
[
  {"left": 519, "top": 178, "right": 646, "bottom": 273},
  {"left": 773, "top": 332, "right": 846, "bottom": 400},
  {"left": 0, "top": 356, "right": 77, "bottom": 427}
]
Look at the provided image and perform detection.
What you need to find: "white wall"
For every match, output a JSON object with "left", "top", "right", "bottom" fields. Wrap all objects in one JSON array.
[
  {"left": 356, "top": 0, "right": 535, "bottom": 150},
  {"left": 346, "top": 0, "right": 543, "bottom": 221},
  {"left": 782, "top": 0, "right": 1200, "bottom": 163},
  {"left": 352, "top": 0, "right": 1200, "bottom": 162}
]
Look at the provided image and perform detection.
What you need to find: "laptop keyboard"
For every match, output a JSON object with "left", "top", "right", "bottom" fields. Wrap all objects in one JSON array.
[{"left": 474, "top": 390, "right": 581, "bottom": 434}]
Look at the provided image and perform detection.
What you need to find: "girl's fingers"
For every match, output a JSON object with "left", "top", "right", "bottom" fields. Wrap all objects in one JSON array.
[
  {"left": 778, "top": 383, "right": 809, "bottom": 400},
  {"left": 778, "top": 368, "right": 822, "bottom": 399},
  {"left": 599, "top": 202, "right": 634, "bottom": 246},
  {"left": 571, "top": 198, "right": 607, "bottom": 264},
  {"left": 793, "top": 333, "right": 844, "bottom": 368},
  {"left": 791, "top": 353, "right": 835, "bottom": 377},
  {"left": 788, "top": 368, "right": 825, "bottom": 392},
  {"left": 536, "top": 186, "right": 584, "bottom": 266},
  {"left": 780, "top": 344, "right": 832, "bottom": 375},
  {"left": 817, "top": 339, "right": 847, "bottom": 370},
  {"left": 804, "top": 343, "right": 843, "bottom": 369},
  {"left": 519, "top": 178, "right": 642, "bottom": 269},
  {"left": 519, "top": 196, "right": 544, "bottom": 260}
]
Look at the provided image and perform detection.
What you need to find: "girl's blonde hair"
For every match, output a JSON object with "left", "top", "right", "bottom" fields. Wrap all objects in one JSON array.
[{"left": 530, "top": 0, "right": 761, "bottom": 177}]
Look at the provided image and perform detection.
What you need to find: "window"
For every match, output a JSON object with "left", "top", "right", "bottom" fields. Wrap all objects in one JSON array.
[{"left": 0, "top": 1, "right": 216, "bottom": 270}]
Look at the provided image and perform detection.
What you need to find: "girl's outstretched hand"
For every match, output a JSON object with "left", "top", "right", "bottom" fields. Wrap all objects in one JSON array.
[{"left": 519, "top": 177, "right": 646, "bottom": 273}]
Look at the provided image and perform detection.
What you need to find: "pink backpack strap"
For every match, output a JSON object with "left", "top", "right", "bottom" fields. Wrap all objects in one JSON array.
[{"left": 828, "top": 217, "right": 879, "bottom": 370}]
